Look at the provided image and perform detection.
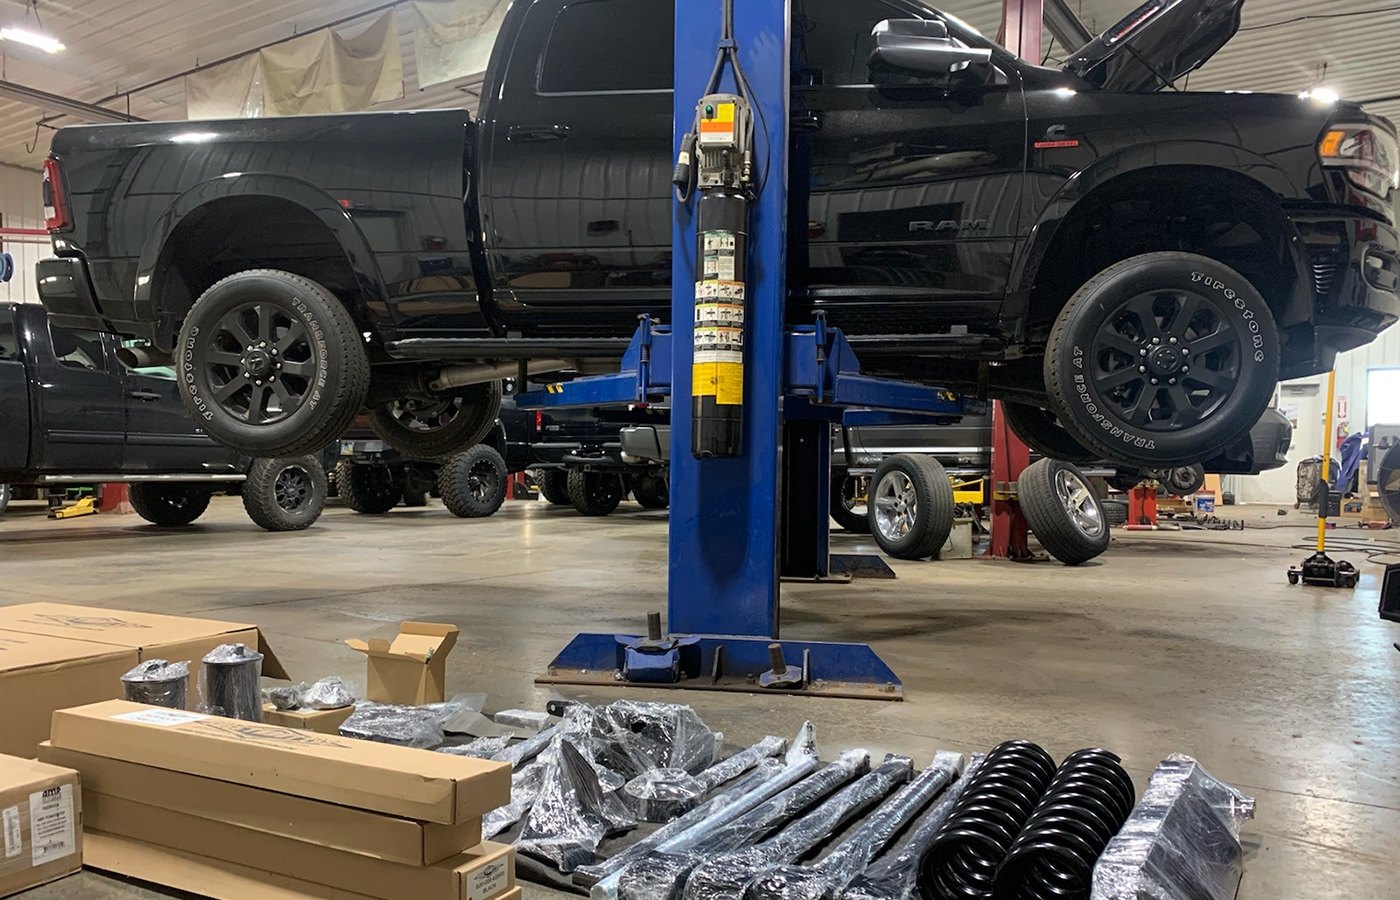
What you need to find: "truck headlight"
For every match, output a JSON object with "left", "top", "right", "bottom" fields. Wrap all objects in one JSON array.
[{"left": 1319, "top": 124, "right": 1400, "bottom": 199}]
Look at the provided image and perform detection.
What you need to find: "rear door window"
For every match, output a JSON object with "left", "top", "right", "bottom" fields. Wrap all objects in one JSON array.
[
  {"left": 0, "top": 308, "right": 16, "bottom": 360},
  {"left": 48, "top": 323, "right": 106, "bottom": 371},
  {"left": 538, "top": 0, "right": 674, "bottom": 93}
]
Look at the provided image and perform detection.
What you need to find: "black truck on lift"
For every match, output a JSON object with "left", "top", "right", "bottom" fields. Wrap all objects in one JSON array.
[
  {"left": 32, "top": 0, "right": 1399, "bottom": 473},
  {"left": 0, "top": 303, "right": 327, "bottom": 530}
]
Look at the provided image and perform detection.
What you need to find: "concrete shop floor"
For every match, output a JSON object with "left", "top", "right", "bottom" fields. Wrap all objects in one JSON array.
[{"left": 2, "top": 496, "right": 1397, "bottom": 900}]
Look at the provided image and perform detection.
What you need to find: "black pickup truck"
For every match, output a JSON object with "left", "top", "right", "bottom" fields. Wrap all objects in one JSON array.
[
  {"left": 33, "top": 0, "right": 1398, "bottom": 471},
  {"left": 0, "top": 303, "right": 327, "bottom": 530}
]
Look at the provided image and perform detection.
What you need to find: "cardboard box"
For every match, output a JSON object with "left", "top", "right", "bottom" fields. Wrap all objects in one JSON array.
[
  {"left": 50, "top": 700, "right": 508, "bottom": 825},
  {"left": 0, "top": 755, "right": 82, "bottom": 898},
  {"left": 0, "top": 631, "right": 138, "bottom": 758},
  {"left": 85, "top": 794, "right": 514, "bottom": 900},
  {"left": 86, "top": 833, "right": 523, "bottom": 900},
  {"left": 37, "top": 744, "right": 480, "bottom": 866},
  {"left": 262, "top": 703, "right": 356, "bottom": 734},
  {"left": 0, "top": 602, "right": 287, "bottom": 680},
  {"left": 346, "top": 621, "right": 458, "bottom": 705}
]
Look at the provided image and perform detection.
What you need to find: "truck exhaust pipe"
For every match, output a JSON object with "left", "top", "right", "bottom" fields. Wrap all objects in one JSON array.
[
  {"left": 429, "top": 359, "right": 582, "bottom": 392},
  {"left": 116, "top": 346, "right": 174, "bottom": 370}
]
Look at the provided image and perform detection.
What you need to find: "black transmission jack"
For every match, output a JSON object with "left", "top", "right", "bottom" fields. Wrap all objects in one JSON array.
[{"left": 1288, "top": 551, "right": 1359, "bottom": 589}]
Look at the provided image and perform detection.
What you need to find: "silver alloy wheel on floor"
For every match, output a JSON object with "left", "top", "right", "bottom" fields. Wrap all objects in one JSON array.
[
  {"left": 874, "top": 470, "right": 917, "bottom": 542},
  {"left": 1054, "top": 467, "right": 1105, "bottom": 539}
]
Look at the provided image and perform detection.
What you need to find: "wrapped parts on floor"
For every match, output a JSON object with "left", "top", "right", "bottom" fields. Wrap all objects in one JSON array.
[
  {"left": 616, "top": 746, "right": 866, "bottom": 900},
  {"left": 1090, "top": 755, "right": 1256, "bottom": 900},
  {"left": 583, "top": 729, "right": 811, "bottom": 900},
  {"left": 303, "top": 676, "right": 356, "bottom": 710},
  {"left": 839, "top": 754, "right": 985, "bottom": 900},
  {"left": 749, "top": 751, "right": 965, "bottom": 900},
  {"left": 623, "top": 768, "right": 707, "bottom": 822},
  {"left": 516, "top": 737, "right": 638, "bottom": 872},
  {"left": 200, "top": 643, "right": 264, "bottom": 721},
  {"left": 484, "top": 759, "right": 550, "bottom": 839},
  {"left": 498, "top": 724, "right": 562, "bottom": 768},
  {"left": 679, "top": 756, "right": 913, "bottom": 900},
  {"left": 585, "top": 701, "right": 721, "bottom": 778},
  {"left": 442, "top": 735, "right": 517, "bottom": 761},
  {"left": 339, "top": 703, "right": 444, "bottom": 749}
]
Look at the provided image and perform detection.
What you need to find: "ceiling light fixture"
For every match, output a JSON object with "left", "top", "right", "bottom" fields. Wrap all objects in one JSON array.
[
  {"left": 1299, "top": 87, "right": 1340, "bottom": 105},
  {"left": 0, "top": 27, "right": 64, "bottom": 53}
]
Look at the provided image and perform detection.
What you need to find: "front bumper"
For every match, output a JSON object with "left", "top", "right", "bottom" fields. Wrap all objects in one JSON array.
[
  {"left": 36, "top": 256, "right": 112, "bottom": 333},
  {"left": 1285, "top": 212, "right": 1400, "bottom": 379}
]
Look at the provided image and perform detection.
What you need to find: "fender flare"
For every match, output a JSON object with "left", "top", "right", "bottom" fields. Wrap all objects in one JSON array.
[
  {"left": 1008, "top": 141, "right": 1312, "bottom": 323},
  {"left": 133, "top": 172, "right": 391, "bottom": 330}
]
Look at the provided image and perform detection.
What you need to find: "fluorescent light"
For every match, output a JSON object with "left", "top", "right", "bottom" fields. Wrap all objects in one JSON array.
[
  {"left": 1299, "top": 87, "right": 1340, "bottom": 105},
  {"left": 0, "top": 27, "right": 65, "bottom": 54}
]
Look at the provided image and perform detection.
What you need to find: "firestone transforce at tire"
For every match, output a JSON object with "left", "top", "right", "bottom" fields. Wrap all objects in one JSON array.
[
  {"left": 367, "top": 381, "right": 503, "bottom": 460},
  {"left": 242, "top": 456, "right": 328, "bottom": 532},
  {"left": 869, "top": 454, "right": 955, "bottom": 561},
  {"left": 1018, "top": 458, "right": 1111, "bottom": 566},
  {"left": 178, "top": 270, "right": 371, "bottom": 459},
  {"left": 128, "top": 483, "right": 212, "bottom": 526},
  {"left": 1045, "top": 252, "right": 1279, "bottom": 467},
  {"left": 439, "top": 445, "right": 508, "bottom": 518}
]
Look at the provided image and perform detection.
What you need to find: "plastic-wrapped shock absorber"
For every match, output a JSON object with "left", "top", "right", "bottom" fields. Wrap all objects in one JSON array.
[
  {"left": 991, "top": 749, "right": 1136, "bottom": 900},
  {"left": 200, "top": 643, "right": 265, "bottom": 721},
  {"left": 918, "top": 740, "right": 1058, "bottom": 900}
]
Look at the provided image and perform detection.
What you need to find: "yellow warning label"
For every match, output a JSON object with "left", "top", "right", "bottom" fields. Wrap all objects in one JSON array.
[
  {"left": 714, "top": 361, "right": 744, "bottom": 405},
  {"left": 693, "top": 362, "right": 719, "bottom": 398}
]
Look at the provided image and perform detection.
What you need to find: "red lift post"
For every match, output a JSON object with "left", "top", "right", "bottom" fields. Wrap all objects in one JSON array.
[{"left": 988, "top": 401, "right": 1033, "bottom": 559}]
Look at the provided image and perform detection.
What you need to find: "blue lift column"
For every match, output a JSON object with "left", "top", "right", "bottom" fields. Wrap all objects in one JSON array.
[{"left": 667, "top": 0, "right": 789, "bottom": 638}]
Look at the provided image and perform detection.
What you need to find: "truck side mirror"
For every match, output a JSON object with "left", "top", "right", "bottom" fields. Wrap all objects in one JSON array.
[{"left": 868, "top": 19, "right": 993, "bottom": 78}]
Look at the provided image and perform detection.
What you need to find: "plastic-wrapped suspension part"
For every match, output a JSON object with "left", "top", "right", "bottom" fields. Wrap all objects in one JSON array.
[
  {"left": 993, "top": 749, "right": 1135, "bottom": 900},
  {"left": 919, "top": 740, "right": 1057, "bottom": 900}
]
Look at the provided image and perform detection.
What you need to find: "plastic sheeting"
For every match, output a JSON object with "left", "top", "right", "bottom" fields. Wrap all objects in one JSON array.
[
  {"left": 617, "top": 749, "right": 871, "bottom": 900},
  {"left": 585, "top": 701, "right": 722, "bottom": 779},
  {"left": 200, "top": 643, "right": 263, "bottom": 722},
  {"left": 120, "top": 659, "right": 189, "bottom": 709},
  {"left": 339, "top": 703, "right": 444, "bottom": 749},
  {"left": 749, "top": 751, "right": 965, "bottom": 900},
  {"left": 441, "top": 735, "right": 515, "bottom": 760},
  {"left": 1090, "top": 755, "right": 1256, "bottom": 900},
  {"left": 411, "top": 0, "right": 510, "bottom": 88},
  {"left": 624, "top": 769, "right": 707, "bottom": 823},
  {"left": 516, "top": 738, "right": 638, "bottom": 872},
  {"left": 680, "top": 757, "right": 913, "bottom": 900},
  {"left": 303, "top": 676, "right": 356, "bottom": 710},
  {"left": 840, "top": 754, "right": 986, "bottom": 900}
]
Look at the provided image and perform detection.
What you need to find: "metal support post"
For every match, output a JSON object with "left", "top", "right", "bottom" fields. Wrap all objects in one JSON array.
[
  {"left": 988, "top": 401, "right": 1033, "bottom": 560},
  {"left": 1000, "top": 0, "right": 1044, "bottom": 62}
]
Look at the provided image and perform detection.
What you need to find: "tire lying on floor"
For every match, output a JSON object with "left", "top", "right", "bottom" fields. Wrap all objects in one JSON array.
[
  {"left": 242, "top": 456, "right": 328, "bottom": 532},
  {"left": 869, "top": 454, "right": 955, "bottom": 560},
  {"left": 439, "top": 444, "right": 508, "bottom": 518},
  {"left": 1018, "top": 458, "right": 1111, "bottom": 565},
  {"left": 128, "top": 483, "right": 214, "bottom": 527}
]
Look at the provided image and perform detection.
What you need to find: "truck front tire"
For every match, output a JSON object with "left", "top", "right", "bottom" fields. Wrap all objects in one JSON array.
[
  {"left": 178, "top": 269, "right": 370, "bottom": 458},
  {"left": 242, "top": 456, "right": 327, "bottom": 532},
  {"left": 368, "top": 381, "right": 503, "bottom": 460},
  {"left": 129, "top": 483, "right": 213, "bottom": 526},
  {"left": 1045, "top": 252, "right": 1279, "bottom": 467}
]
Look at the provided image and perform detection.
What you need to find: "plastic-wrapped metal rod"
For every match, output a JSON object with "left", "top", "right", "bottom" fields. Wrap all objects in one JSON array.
[
  {"left": 1089, "top": 754, "right": 1255, "bottom": 900},
  {"left": 839, "top": 754, "right": 986, "bottom": 900},
  {"left": 483, "top": 758, "right": 549, "bottom": 838},
  {"left": 694, "top": 734, "right": 788, "bottom": 792},
  {"left": 680, "top": 756, "right": 914, "bottom": 900},
  {"left": 493, "top": 723, "right": 562, "bottom": 768},
  {"left": 749, "top": 751, "right": 965, "bottom": 900},
  {"left": 616, "top": 746, "right": 869, "bottom": 900},
  {"left": 580, "top": 726, "right": 811, "bottom": 897}
]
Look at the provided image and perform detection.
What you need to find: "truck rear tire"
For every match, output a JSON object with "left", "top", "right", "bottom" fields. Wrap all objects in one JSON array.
[
  {"left": 1001, "top": 403, "right": 1097, "bottom": 463},
  {"left": 1018, "top": 458, "right": 1111, "bottom": 565},
  {"left": 870, "top": 455, "right": 954, "bottom": 560},
  {"left": 830, "top": 471, "right": 870, "bottom": 534},
  {"left": 629, "top": 474, "right": 669, "bottom": 510},
  {"left": 568, "top": 469, "right": 624, "bottom": 517},
  {"left": 1045, "top": 252, "right": 1279, "bottom": 467},
  {"left": 242, "top": 456, "right": 327, "bottom": 531},
  {"left": 536, "top": 469, "right": 571, "bottom": 505},
  {"left": 178, "top": 269, "right": 370, "bottom": 459},
  {"left": 439, "top": 445, "right": 508, "bottom": 518},
  {"left": 368, "top": 381, "right": 503, "bottom": 460},
  {"left": 129, "top": 483, "right": 213, "bottom": 526},
  {"left": 334, "top": 460, "right": 402, "bottom": 514}
]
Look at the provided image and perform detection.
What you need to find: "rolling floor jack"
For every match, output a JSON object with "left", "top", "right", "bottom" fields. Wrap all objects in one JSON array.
[
  {"left": 48, "top": 488, "right": 99, "bottom": 520},
  {"left": 1288, "top": 371, "right": 1358, "bottom": 588}
]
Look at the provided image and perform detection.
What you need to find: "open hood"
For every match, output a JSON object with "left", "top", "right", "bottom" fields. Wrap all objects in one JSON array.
[{"left": 1063, "top": 0, "right": 1245, "bottom": 93}]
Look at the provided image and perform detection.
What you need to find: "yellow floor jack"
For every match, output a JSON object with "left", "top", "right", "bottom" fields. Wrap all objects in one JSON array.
[
  {"left": 48, "top": 488, "right": 99, "bottom": 520},
  {"left": 1288, "top": 370, "right": 1359, "bottom": 588}
]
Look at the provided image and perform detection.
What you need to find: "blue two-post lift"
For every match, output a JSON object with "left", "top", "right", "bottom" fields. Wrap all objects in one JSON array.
[{"left": 518, "top": 0, "right": 979, "bottom": 701}]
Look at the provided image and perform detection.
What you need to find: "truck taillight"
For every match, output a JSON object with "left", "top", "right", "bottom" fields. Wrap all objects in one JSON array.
[
  {"left": 42, "top": 157, "right": 72, "bottom": 233},
  {"left": 1319, "top": 124, "right": 1400, "bottom": 199},
  {"left": 535, "top": 410, "right": 544, "bottom": 434}
]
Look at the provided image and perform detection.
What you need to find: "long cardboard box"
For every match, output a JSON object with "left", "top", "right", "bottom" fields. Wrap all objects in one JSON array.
[
  {"left": 0, "top": 631, "right": 138, "bottom": 758},
  {"left": 0, "top": 755, "right": 82, "bottom": 898},
  {"left": 85, "top": 794, "right": 514, "bottom": 900},
  {"left": 37, "top": 744, "right": 480, "bottom": 866},
  {"left": 86, "top": 833, "right": 523, "bottom": 900},
  {"left": 50, "top": 700, "right": 508, "bottom": 825},
  {"left": 0, "top": 602, "right": 288, "bottom": 679}
]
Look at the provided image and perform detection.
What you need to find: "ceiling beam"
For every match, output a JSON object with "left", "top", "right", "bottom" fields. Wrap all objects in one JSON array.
[{"left": 0, "top": 79, "right": 144, "bottom": 124}]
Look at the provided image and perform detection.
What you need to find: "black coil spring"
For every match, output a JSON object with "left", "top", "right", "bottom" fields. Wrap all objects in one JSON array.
[
  {"left": 918, "top": 740, "right": 1058, "bottom": 900},
  {"left": 992, "top": 748, "right": 1137, "bottom": 900}
]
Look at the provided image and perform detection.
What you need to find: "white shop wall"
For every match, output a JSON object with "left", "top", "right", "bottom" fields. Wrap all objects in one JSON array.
[{"left": 0, "top": 163, "right": 47, "bottom": 305}]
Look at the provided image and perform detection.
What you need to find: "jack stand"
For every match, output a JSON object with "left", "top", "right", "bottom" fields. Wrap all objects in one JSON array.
[
  {"left": 1288, "top": 370, "right": 1356, "bottom": 589},
  {"left": 987, "top": 401, "right": 1039, "bottom": 561},
  {"left": 1127, "top": 484, "right": 1158, "bottom": 527}
]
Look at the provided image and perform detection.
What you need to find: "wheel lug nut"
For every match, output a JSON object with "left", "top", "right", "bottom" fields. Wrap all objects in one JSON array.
[
  {"left": 1138, "top": 365, "right": 1148, "bottom": 373},
  {"left": 1151, "top": 378, "right": 1159, "bottom": 385},
  {"left": 255, "top": 380, "right": 263, "bottom": 386},
  {"left": 1169, "top": 337, "right": 1178, "bottom": 344},
  {"left": 259, "top": 341, "right": 267, "bottom": 348},
  {"left": 1182, "top": 348, "right": 1190, "bottom": 356},
  {"left": 1169, "top": 378, "right": 1177, "bottom": 384},
  {"left": 1152, "top": 337, "right": 1161, "bottom": 344},
  {"left": 1140, "top": 349, "right": 1148, "bottom": 356}
]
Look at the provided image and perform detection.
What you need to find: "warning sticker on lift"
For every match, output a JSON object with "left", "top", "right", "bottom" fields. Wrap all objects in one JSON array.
[
  {"left": 695, "top": 303, "right": 745, "bottom": 327},
  {"left": 696, "top": 280, "right": 744, "bottom": 302},
  {"left": 28, "top": 784, "right": 75, "bottom": 867},
  {"left": 693, "top": 361, "right": 744, "bottom": 405},
  {"left": 702, "top": 231, "right": 739, "bottom": 282}
]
